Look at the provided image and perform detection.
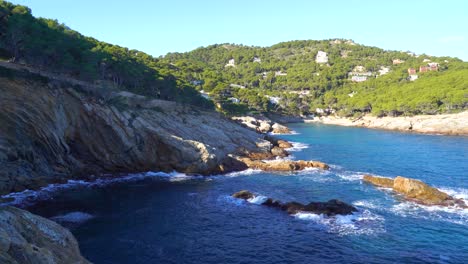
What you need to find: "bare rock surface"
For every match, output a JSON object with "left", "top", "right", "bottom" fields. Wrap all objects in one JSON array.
[
  {"left": 0, "top": 206, "right": 90, "bottom": 264},
  {"left": 363, "top": 175, "right": 467, "bottom": 207}
]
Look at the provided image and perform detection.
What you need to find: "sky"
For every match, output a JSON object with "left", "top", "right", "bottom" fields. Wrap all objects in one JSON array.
[{"left": 11, "top": 0, "right": 468, "bottom": 61}]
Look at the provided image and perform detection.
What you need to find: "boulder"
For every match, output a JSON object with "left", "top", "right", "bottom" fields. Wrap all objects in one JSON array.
[
  {"left": 277, "top": 140, "right": 293, "bottom": 149},
  {"left": 271, "top": 123, "right": 291, "bottom": 134},
  {"left": 258, "top": 121, "right": 272, "bottom": 133},
  {"left": 362, "top": 175, "right": 394, "bottom": 188},
  {"left": 363, "top": 175, "right": 467, "bottom": 208},
  {"left": 232, "top": 190, "right": 255, "bottom": 200},
  {"left": 232, "top": 191, "right": 357, "bottom": 216},
  {"left": 303, "top": 199, "right": 358, "bottom": 216},
  {"left": 393, "top": 176, "right": 465, "bottom": 206},
  {"left": 270, "top": 146, "right": 289, "bottom": 157},
  {"left": 0, "top": 206, "right": 90, "bottom": 264}
]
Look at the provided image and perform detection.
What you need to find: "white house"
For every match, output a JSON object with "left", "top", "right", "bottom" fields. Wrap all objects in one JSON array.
[
  {"left": 225, "top": 59, "right": 235, "bottom": 67},
  {"left": 316, "top": 51, "right": 328, "bottom": 63},
  {"left": 228, "top": 97, "right": 240, "bottom": 103},
  {"left": 253, "top": 57, "right": 261, "bottom": 63},
  {"left": 378, "top": 66, "right": 390, "bottom": 76},
  {"left": 267, "top": 96, "right": 281, "bottom": 105},
  {"left": 351, "top": 76, "right": 368, "bottom": 82},
  {"left": 409, "top": 75, "right": 418, "bottom": 81},
  {"left": 275, "top": 71, "right": 287, "bottom": 76}
]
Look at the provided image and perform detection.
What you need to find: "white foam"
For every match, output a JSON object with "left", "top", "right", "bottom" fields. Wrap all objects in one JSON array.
[
  {"left": 247, "top": 195, "right": 269, "bottom": 205},
  {"left": 224, "top": 169, "right": 263, "bottom": 177},
  {"left": 336, "top": 172, "right": 365, "bottom": 182},
  {"left": 0, "top": 171, "right": 195, "bottom": 206},
  {"left": 390, "top": 201, "right": 468, "bottom": 226},
  {"left": 285, "top": 142, "right": 309, "bottom": 152},
  {"left": 268, "top": 130, "right": 299, "bottom": 135},
  {"left": 51, "top": 211, "right": 94, "bottom": 223},
  {"left": 294, "top": 209, "right": 385, "bottom": 236},
  {"left": 438, "top": 186, "right": 468, "bottom": 201}
]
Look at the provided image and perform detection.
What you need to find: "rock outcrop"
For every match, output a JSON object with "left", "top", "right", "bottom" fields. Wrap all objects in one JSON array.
[
  {"left": 362, "top": 175, "right": 394, "bottom": 188},
  {"left": 363, "top": 175, "right": 467, "bottom": 207},
  {"left": 0, "top": 206, "right": 90, "bottom": 264},
  {"left": 232, "top": 116, "right": 292, "bottom": 134},
  {"left": 0, "top": 67, "right": 272, "bottom": 195},
  {"left": 239, "top": 158, "right": 329, "bottom": 171},
  {"left": 232, "top": 190, "right": 357, "bottom": 216}
]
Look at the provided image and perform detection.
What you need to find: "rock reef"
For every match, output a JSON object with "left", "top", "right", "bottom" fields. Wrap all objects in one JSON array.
[
  {"left": 232, "top": 190, "right": 357, "bottom": 216},
  {"left": 0, "top": 206, "right": 90, "bottom": 264},
  {"left": 363, "top": 175, "right": 467, "bottom": 207}
]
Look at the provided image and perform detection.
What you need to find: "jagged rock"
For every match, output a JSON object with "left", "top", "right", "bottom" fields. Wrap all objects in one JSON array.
[
  {"left": 362, "top": 175, "right": 394, "bottom": 188},
  {"left": 232, "top": 116, "right": 292, "bottom": 134},
  {"left": 0, "top": 73, "right": 270, "bottom": 194},
  {"left": 393, "top": 176, "right": 465, "bottom": 207},
  {"left": 232, "top": 190, "right": 255, "bottom": 200},
  {"left": 239, "top": 158, "right": 329, "bottom": 171},
  {"left": 277, "top": 140, "right": 293, "bottom": 149},
  {"left": 271, "top": 123, "right": 291, "bottom": 134},
  {"left": 363, "top": 175, "right": 467, "bottom": 207},
  {"left": 232, "top": 191, "right": 357, "bottom": 216},
  {"left": 0, "top": 206, "right": 90, "bottom": 264},
  {"left": 271, "top": 146, "right": 289, "bottom": 157}
]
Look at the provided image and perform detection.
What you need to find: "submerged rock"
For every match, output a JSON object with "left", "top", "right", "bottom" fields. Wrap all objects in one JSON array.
[
  {"left": 0, "top": 206, "right": 90, "bottom": 264},
  {"left": 232, "top": 191, "right": 357, "bottom": 216},
  {"left": 363, "top": 175, "right": 467, "bottom": 207}
]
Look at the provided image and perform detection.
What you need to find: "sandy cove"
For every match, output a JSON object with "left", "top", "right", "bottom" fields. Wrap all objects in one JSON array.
[{"left": 305, "top": 111, "right": 468, "bottom": 136}]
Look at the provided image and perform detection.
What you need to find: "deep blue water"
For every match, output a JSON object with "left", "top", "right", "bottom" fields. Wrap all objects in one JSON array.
[{"left": 17, "top": 124, "right": 468, "bottom": 263}]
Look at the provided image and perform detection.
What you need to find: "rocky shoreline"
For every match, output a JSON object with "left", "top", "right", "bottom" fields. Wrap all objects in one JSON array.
[{"left": 305, "top": 112, "right": 468, "bottom": 136}]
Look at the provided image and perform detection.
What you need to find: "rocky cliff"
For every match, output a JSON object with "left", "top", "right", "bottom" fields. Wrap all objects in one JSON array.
[
  {"left": 0, "top": 206, "right": 90, "bottom": 264},
  {"left": 0, "top": 67, "right": 270, "bottom": 195}
]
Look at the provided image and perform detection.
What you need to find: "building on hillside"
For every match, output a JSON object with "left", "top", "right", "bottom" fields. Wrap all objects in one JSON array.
[
  {"left": 408, "top": 68, "right": 416, "bottom": 75},
  {"left": 229, "top": 83, "right": 246, "bottom": 89},
  {"left": 419, "top": 66, "right": 429, "bottom": 73},
  {"left": 228, "top": 97, "right": 240, "bottom": 103},
  {"left": 316, "top": 51, "right": 328, "bottom": 63},
  {"left": 393, "top": 59, "right": 405, "bottom": 65},
  {"left": 353, "top": 65, "right": 366, "bottom": 72},
  {"left": 275, "top": 71, "right": 287, "bottom": 76},
  {"left": 351, "top": 76, "right": 368, "bottom": 82},
  {"left": 423, "top": 59, "right": 431, "bottom": 62},
  {"left": 409, "top": 75, "right": 418, "bottom": 81},
  {"left": 378, "top": 66, "right": 390, "bottom": 76},
  {"left": 253, "top": 57, "right": 262, "bottom": 63},
  {"left": 225, "top": 59, "right": 235, "bottom": 67},
  {"left": 427, "top": 62, "right": 439, "bottom": 71}
]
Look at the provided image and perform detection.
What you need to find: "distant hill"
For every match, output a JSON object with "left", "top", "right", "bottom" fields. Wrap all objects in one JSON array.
[{"left": 162, "top": 40, "right": 468, "bottom": 117}]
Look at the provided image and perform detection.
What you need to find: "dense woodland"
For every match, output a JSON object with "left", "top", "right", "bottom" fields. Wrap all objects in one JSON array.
[
  {"left": 163, "top": 41, "right": 467, "bottom": 117},
  {"left": 0, "top": 1, "right": 212, "bottom": 108},
  {"left": 0, "top": 1, "right": 466, "bottom": 117}
]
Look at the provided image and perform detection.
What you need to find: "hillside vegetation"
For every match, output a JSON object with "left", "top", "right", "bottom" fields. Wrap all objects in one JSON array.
[
  {"left": 0, "top": 1, "right": 212, "bottom": 108},
  {"left": 163, "top": 40, "right": 467, "bottom": 117}
]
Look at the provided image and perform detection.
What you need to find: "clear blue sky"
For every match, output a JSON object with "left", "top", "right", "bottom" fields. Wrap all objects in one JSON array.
[{"left": 11, "top": 0, "right": 468, "bottom": 61}]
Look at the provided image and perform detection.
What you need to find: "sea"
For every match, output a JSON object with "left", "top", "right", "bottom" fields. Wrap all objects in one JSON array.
[{"left": 3, "top": 123, "right": 468, "bottom": 263}]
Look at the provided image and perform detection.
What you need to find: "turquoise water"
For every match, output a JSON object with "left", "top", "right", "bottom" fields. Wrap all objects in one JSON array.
[{"left": 20, "top": 124, "right": 468, "bottom": 263}]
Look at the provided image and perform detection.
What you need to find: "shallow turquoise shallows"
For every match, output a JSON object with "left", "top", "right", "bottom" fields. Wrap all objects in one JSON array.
[{"left": 27, "top": 123, "right": 468, "bottom": 264}]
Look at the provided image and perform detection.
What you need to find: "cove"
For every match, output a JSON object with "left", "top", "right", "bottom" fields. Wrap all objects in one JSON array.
[{"left": 26, "top": 123, "right": 468, "bottom": 264}]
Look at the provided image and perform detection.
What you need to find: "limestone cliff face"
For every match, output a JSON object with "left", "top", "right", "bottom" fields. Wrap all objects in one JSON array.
[
  {"left": 0, "top": 206, "right": 90, "bottom": 264},
  {"left": 0, "top": 70, "right": 269, "bottom": 195}
]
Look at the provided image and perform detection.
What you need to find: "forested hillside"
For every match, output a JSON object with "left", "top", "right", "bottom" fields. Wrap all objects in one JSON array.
[
  {"left": 163, "top": 40, "right": 467, "bottom": 117},
  {"left": 0, "top": 1, "right": 212, "bottom": 108}
]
